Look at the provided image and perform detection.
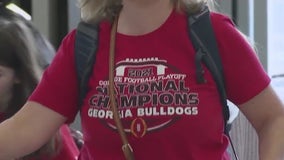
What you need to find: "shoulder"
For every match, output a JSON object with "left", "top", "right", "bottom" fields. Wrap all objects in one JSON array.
[
  {"left": 55, "top": 29, "right": 77, "bottom": 56},
  {"left": 208, "top": 11, "right": 246, "bottom": 46},
  {"left": 61, "top": 29, "right": 77, "bottom": 46},
  {"left": 209, "top": 11, "right": 238, "bottom": 36}
]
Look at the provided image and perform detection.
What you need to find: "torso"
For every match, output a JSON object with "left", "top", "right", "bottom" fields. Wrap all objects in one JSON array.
[{"left": 79, "top": 10, "right": 228, "bottom": 160}]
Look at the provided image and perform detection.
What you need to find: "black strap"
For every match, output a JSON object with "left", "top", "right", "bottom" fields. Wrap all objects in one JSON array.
[
  {"left": 75, "top": 21, "right": 99, "bottom": 108},
  {"left": 188, "top": 6, "right": 239, "bottom": 160},
  {"left": 188, "top": 5, "right": 230, "bottom": 133}
]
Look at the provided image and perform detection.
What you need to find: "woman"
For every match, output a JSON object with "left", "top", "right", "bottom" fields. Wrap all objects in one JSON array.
[
  {"left": 0, "top": 3, "right": 79, "bottom": 160},
  {"left": 1, "top": 0, "right": 284, "bottom": 159}
]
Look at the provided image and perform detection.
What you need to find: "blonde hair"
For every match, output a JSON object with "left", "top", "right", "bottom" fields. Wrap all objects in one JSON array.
[{"left": 77, "top": 0, "right": 215, "bottom": 23}]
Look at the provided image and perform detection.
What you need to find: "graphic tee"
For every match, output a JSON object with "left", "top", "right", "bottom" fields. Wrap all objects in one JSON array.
[{"left": 29, "top": 10, "right": 270, "bottom": 160}]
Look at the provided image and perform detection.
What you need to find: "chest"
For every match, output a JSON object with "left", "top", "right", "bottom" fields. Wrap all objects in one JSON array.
[{"left": 78, "top": 15, "right": 224, "bottom": 143}]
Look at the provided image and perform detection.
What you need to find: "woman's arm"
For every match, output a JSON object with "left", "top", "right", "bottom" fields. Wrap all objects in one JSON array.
[
  {"left": 0, "top": 101, "right": 66, "bottom": 159},
  {"left": 240, "top": 84, "right": 284, "bottom": 160}
]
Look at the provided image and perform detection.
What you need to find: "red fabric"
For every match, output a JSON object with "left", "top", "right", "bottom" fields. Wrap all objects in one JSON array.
[
  {"left": 0, "top": 112, "right": 6, "bottom": 123},
  {"left": 28, "top": 125, "right": 79, "bottom": 160},
  {"left": 210, "top": 13, "right": 270, "bottom": 105},
  {"left": 35, "top": 125, "right": 79, "bottom": 160},
  {"left": 29, "top": 9, "right": 270, "bottom": 160},
  {"left": 52, "top": 124, "right": 80, "bottom": 160}
]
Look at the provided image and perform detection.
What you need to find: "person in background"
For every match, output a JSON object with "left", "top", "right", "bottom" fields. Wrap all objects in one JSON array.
[
  {"left": 0, "top": 2, "right": 79, "bottom": 160},
  {"left": 1, "top": 0, "right": 284, "bottom": 160}
]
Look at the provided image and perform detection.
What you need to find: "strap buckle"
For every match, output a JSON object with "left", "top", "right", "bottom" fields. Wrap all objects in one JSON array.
[{"left": 122, "top": 143, "right": 133, "bottom": 152}]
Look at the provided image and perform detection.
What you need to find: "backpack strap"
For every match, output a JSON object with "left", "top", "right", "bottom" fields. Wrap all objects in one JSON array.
[
  {"left": 187, "top": 5, "right": 230, "bottom": 134},
  {"left": 188, "top": 6, "right": 239, "bottom": 160},
  {"left": 75, "top": 21, "right": 99, "bottom": 108}
]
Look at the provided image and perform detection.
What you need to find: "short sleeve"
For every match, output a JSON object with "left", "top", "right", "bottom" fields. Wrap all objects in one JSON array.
[
  {"left": 29, "top": 30, "right": 79, "bottom": 123},
  {"left": 210, "top": 13, "right": 270, "bottom": 105}
]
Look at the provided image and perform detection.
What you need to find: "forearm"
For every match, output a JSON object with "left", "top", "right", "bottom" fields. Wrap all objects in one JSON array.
[
  {"left": 0, "top": 102, "right": 66, "bottom": 159},
  {"left": 0, "top": 118, "right": 43, "bottom": 159},
  {"left": 258, "top": 116, "right": 284, "bottom": 160}
]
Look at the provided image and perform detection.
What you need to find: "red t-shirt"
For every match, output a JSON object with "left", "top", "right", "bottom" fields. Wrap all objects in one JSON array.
[{"left": 29, "top": 10, "right": 270, "bottom": 160}]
